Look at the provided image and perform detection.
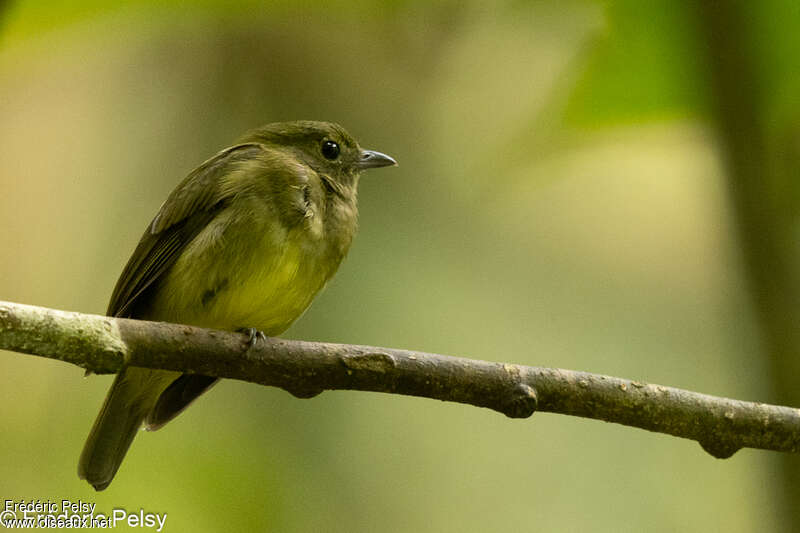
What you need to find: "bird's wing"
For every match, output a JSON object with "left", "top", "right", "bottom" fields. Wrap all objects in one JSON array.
[{"left": 107, "top": 143, "right": 268, "bottom": 318}]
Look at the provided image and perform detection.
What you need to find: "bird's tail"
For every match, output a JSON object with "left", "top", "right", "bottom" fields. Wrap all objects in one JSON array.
[{"left": 78, "top": 368, "right": 157, "bottom": 491}]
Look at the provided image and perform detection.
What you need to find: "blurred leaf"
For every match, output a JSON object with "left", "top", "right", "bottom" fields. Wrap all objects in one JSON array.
[{"left": 564, "top": 0, "right": 707, "bottom": 126}]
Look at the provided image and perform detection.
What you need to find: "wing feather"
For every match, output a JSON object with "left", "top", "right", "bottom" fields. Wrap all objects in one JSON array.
[{"left": 107, "top": 143, "right": 266, "bottom": 318}]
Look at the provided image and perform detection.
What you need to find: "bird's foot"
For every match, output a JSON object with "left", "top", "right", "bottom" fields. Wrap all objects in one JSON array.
[{"left": 237, "top": 327, "right": 267, "bottom": 350}]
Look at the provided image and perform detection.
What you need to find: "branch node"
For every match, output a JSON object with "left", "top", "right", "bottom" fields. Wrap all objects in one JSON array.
[
  {"left": 284, "top": 386, "right": 324, "bottom": 399},
  {"left": 698, "top": 439, "right": 741, "bottom": 459},
  {"left": 342, "top": 351, "right": 396, "bottom": 373},
  {"left": 503, "top": 383, "right": 538, "bottom": 419}
]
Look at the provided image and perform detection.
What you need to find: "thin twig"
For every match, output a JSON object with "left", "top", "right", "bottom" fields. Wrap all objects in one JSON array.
[{"left": 1, "top": 300, "right": 798, "bottom": 458}]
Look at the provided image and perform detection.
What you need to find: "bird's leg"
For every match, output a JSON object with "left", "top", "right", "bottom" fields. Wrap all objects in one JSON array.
[{"left": 237, "top": 327, "right": 267, "bottom": 350}]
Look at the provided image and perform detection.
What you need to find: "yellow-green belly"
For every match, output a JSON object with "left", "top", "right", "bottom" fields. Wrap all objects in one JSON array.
[{"left": 144, "top": 206, "right": 338, "bottom": 336}]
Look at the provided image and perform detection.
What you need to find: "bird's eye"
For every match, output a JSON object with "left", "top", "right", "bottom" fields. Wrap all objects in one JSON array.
[{"left": 321, "top": 140, "right": 340, "bottom": 160}]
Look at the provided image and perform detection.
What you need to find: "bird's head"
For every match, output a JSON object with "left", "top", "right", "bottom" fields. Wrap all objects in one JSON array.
[{"left": 242, "top": 121, "right": 396, "bottom": 190}]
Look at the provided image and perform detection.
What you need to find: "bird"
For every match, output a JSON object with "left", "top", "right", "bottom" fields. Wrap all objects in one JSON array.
[{"left": 78, "top": 120, "right": 396, "bottom": 491}]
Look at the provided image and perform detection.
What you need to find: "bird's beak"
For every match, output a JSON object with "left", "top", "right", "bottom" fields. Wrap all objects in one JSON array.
[{"left": 357, "top": 149, "right": 397, "bottom": 169}]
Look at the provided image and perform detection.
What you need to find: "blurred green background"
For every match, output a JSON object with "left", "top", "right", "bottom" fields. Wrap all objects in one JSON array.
[{"left": 2, "top": 1, "right": 799, "bottom": 531}]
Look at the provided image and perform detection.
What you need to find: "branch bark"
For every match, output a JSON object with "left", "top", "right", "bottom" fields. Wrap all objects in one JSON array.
[{"left": 1, "top": 300, "right": 798, "bottom": 458}]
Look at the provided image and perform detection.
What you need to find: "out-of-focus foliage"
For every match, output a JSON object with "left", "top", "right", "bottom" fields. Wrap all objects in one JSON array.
[
  {"left": 0, "top": 1, "right": 795, "bottom": 531},
  {"left": 565, "top": 0, "right": 706, "bottom": 124}
]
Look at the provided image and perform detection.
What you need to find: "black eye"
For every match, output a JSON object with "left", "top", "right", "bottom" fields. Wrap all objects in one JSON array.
[{"left": 321, "top": 140, "right": 340, "bottom": 160}]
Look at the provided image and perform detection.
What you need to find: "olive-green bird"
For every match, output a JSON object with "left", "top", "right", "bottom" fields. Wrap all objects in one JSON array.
[{"left": 78, "top": 121, "right": 396, "bottom": 491}]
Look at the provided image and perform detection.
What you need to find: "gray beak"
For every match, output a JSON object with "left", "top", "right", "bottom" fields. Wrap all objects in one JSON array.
[{"left": 358, "top": 149, "right": 397, "bottom": 169}]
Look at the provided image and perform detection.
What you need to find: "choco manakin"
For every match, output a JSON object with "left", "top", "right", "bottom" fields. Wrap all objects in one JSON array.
[{"left": 78, "top": 121, "right": 396, "bottom": 490}]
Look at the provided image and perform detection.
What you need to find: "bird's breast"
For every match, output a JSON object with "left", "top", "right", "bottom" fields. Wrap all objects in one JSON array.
[{"left": 148, "top": 193, "right": 355, "bottom": 336}]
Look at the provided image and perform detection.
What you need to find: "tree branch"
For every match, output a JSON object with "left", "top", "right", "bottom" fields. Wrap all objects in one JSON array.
[{"left": 1, "top": 300, "right": 798, "bottom": 458}]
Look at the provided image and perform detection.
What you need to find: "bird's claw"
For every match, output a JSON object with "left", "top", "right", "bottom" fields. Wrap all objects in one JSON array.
[{"left": 238, "top": 327, "right": 267, "bottom": 350}]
